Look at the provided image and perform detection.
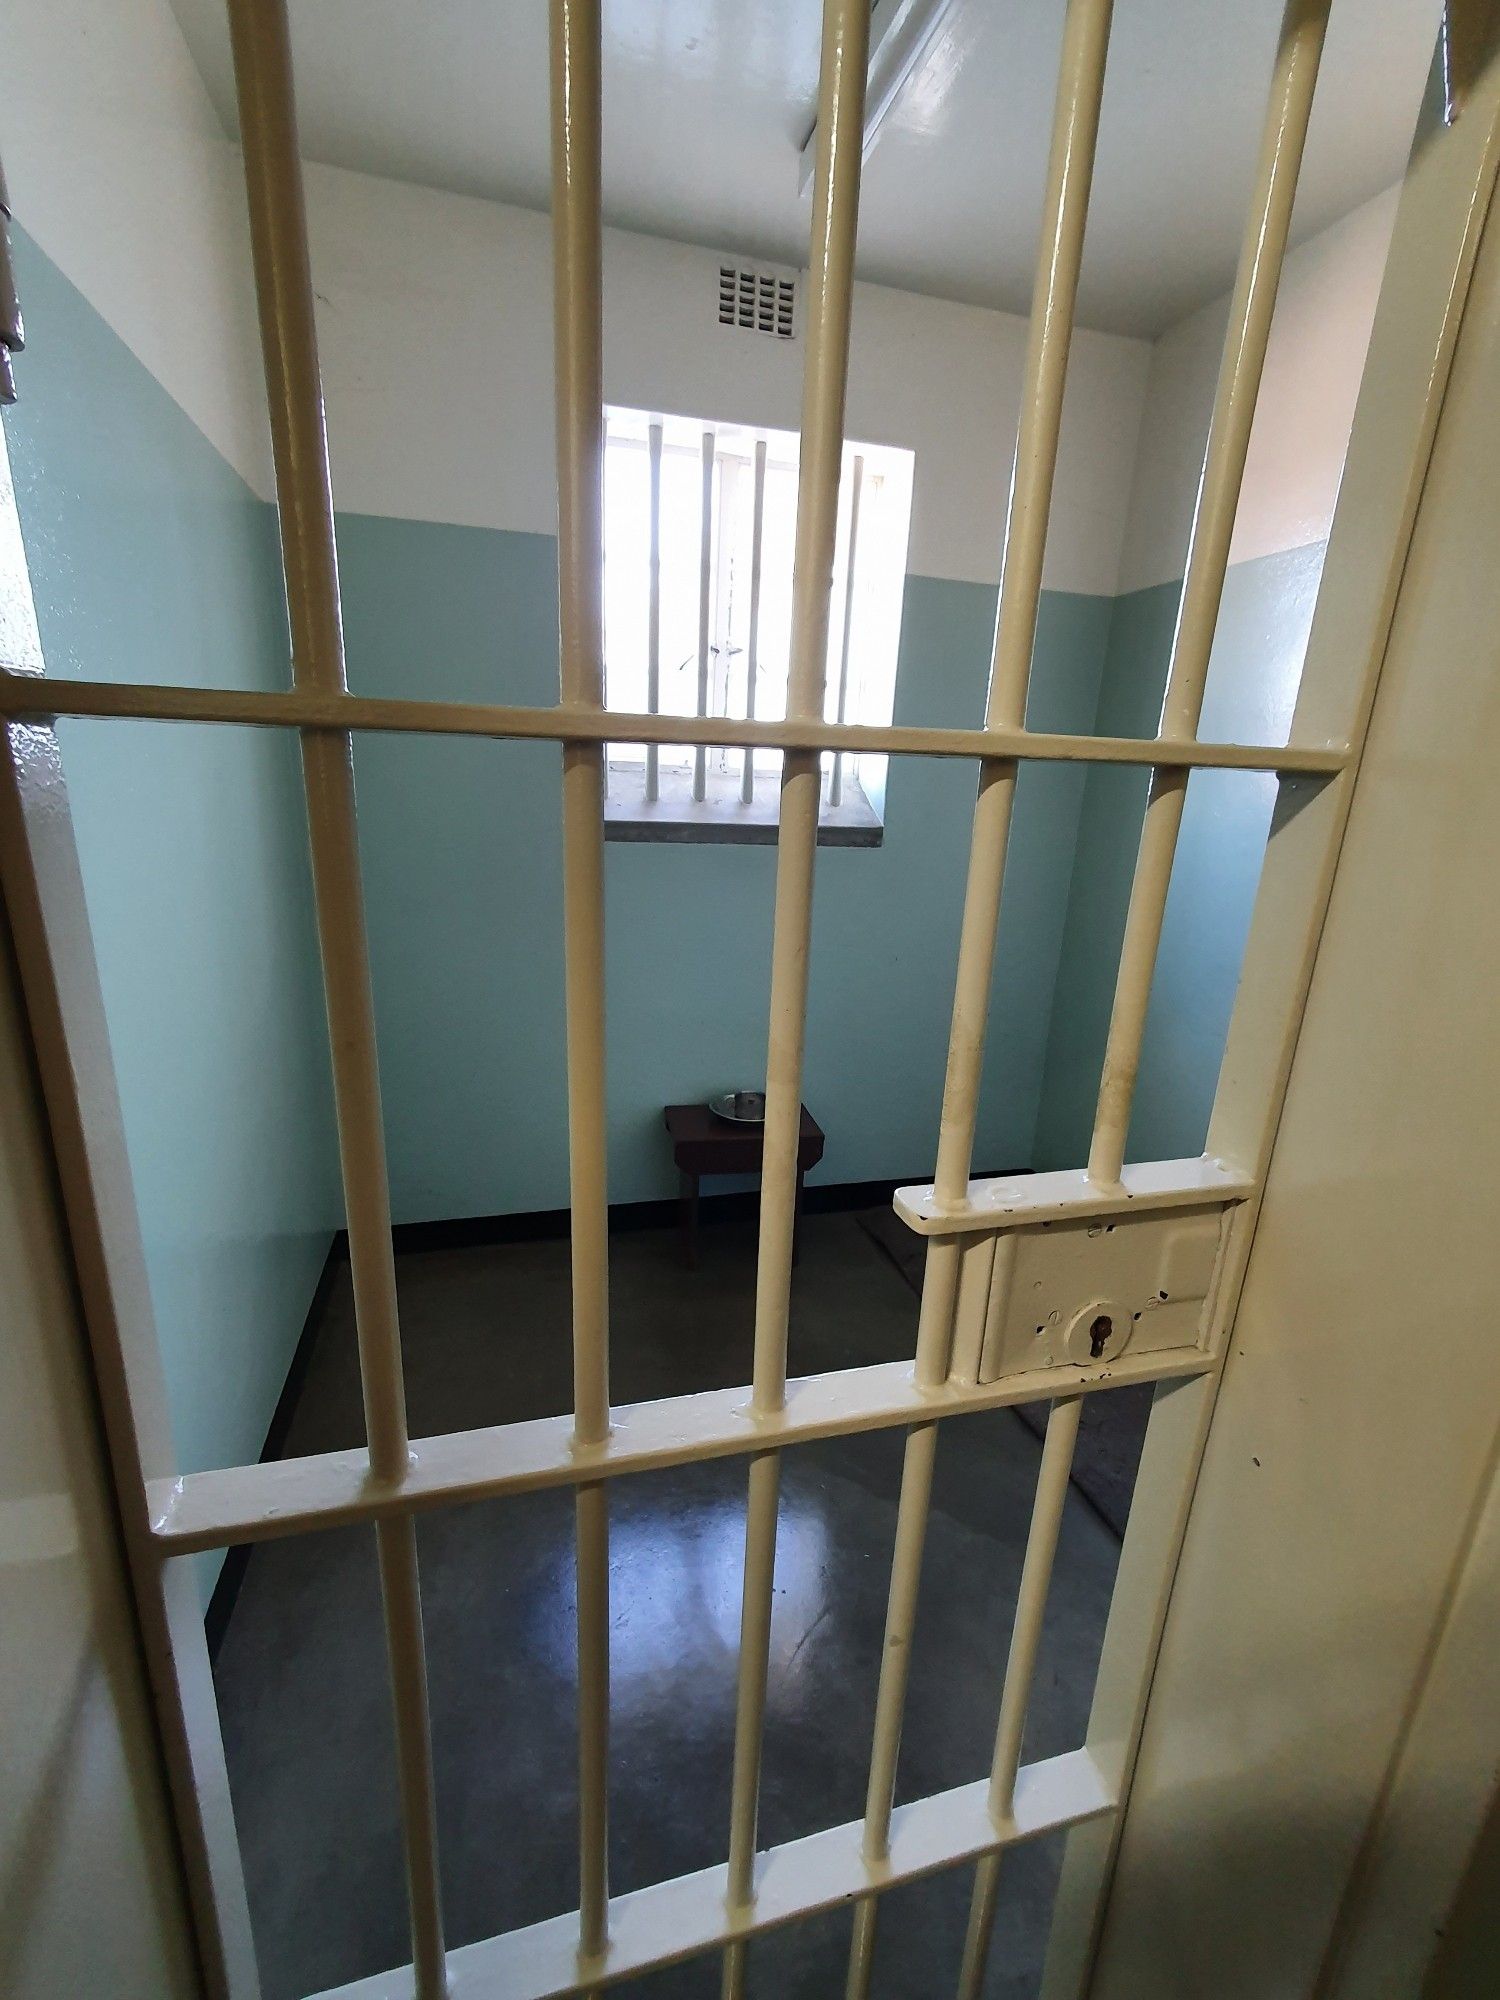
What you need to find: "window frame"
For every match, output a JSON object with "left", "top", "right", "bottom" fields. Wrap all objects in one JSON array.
[{"left": 600, "top": 404, "right": 914, "bottom": 846}]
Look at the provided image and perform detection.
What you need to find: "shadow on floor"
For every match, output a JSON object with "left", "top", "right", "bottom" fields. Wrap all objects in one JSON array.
[{"left": 213, "top": 1212, "right": 1131, "bottom": 1998}]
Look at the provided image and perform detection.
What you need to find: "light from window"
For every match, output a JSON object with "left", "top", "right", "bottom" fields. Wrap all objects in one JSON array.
[{"left": 601, "top": 405, "right": 914, "bottom": 831}]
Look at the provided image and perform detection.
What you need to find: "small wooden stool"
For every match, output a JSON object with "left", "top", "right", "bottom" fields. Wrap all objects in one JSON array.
[{"left": 662, "top": 1102, "right": 826, "bottom": 1269}]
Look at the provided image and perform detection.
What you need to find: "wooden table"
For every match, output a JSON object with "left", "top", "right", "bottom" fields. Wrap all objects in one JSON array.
[{"left": 662, "top": 1102, "right": 826, "bottom": 1269}]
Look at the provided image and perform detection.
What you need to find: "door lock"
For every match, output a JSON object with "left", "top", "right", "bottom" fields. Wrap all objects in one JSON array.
[{"left": 1065, "top": 1297, "right": 1130, "bottom": 1367}]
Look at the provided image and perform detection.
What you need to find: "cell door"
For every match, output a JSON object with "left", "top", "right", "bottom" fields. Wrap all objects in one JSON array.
[{"left": 1, "top": 2, "right": 1496, "bottom": 1997}]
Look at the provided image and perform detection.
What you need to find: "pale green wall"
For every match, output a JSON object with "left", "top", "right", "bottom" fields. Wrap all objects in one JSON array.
[
  {"left": 3, "top": 235, "right": 339, "bottom": 1502},
  {"left": 337, "top": 513, "right": 1115, "bottom": 1217},
  {"left": 1033, "top": 543, "right": 1326, "bottom": 1168}
]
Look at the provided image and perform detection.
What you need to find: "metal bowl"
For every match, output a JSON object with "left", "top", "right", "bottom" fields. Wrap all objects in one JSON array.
[{"left": 709, "top": 1089, "right": 767, "bottom": 1125}]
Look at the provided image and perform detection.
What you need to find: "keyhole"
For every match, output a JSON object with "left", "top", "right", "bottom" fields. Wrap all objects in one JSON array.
[{"left": 1088, "top": 1313, "right": 1113, "bottom": 1359}]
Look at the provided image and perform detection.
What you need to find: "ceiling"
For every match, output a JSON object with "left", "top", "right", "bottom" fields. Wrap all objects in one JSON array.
[{"left": 170, "top": 0, "right": 1439, "bottom": 338}]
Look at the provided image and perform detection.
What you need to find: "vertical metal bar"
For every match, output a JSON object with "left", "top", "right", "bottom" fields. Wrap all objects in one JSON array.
[
  {"left": 721, "top": 1443, "right": 780, "bottom": 2000},
  {"left": 549, "top": 0, "right": 612, "bottom": 1975},
  {"left": 549, "top": 0, "right": 610, "bottom": 1446},
  {"left": 844, "top": 5, "right": 1115, "bottom": 1988},
  {"left": 1088, "top": 0, "right": 1332, "bottom": 1187},
  {"left": 845, "top": 1415, "right": 943, "bottom": 2000},
  {"left": 741, "top": 438, "right": 768, "bottom": 806},
  {"left": 693, "top": 430, "right": 716, "bottom": 801},
  {"left": 646, "top": 420, "right": 663, "bottom": 804},
  {"left": 856, "top": 1414, "right": 940, "bottom": 1844},
  {"left": 721, "top": 10, "right": 871, "bottom": 1996},
  {"left": 955, "top": 1396, "right": 1084, "bottom": 1998},
  {"left": 829, "top": 453, "right": 864, "bottom": 807},
  {"left": 751, "top": 0, "right": 867, "bottom": 1411},
  {"left": 1085, "top": 768, "right": 1186, "bottom": 1185},
  {"left": 934, "top": 0, "right": 1116, "bottom": 1213},
  {"left": 228, "top": 0, "right": 407, "bottom": 1483},
  {"left": 956, "top": 1855, "right": 1005, "bottom": 2000},
  {"left": 225, "top": 8, "right": 447, "bottom": 1993},
  {"left": 574, "top": 1478, "right": 610, "bottom": 1969},
  {"left": 710, "top": 456, "right": 738, "bottom": 769}
]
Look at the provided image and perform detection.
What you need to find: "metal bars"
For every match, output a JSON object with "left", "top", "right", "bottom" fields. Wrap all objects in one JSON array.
[
  {"left": 1088, "top": 0, "right": 1332, "bottom": 1186},
  {"left": 226, "top": 4, "right": 447, "bottom": 1990},
  {"left": 829, "top": 452, "right": 864, "bottom": 806},
  {"left": 694, "top": 429, "right": 716, "bottom": 799},
  {"left": 741, "top": 438, "right": 768, "bottom": 804},
  {"left": 548, "top": 0, "right": 613, "bottom": 1973},
  {"left": 950, "top": 5, "right": 1331, "bottom": 1983},
  {"left": 722, "top": 9, "right": 871, "bottom": 1993},
  {"left": 956, "top": 1396, "right": 1084, "bottom": 1996},
  {"left": 0, "top": 0, "right": 1469, "bottom": 1996},
  {"left": 150, "top": 1339, "right": 1218, "bottom": 1555},
  {"left": 311, "top": 1750, "right": 1114, "bottom": 2000},
  {"left": 645, "top": 420, "right": 663, "bottom": 803},
  {"left": 846, "top": 2, "right": 1116, "bottom": 1987},
  {"left": 0, "top": 670, "right": 1347, "bottom": 770}
]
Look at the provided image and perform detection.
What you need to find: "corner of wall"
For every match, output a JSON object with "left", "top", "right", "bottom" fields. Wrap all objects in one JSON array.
[{"left": 2, "top": 0, "right": 273, "bottom": 498}]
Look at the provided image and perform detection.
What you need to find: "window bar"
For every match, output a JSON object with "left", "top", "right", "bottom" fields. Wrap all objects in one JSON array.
[
  {"left": 710, "top": 452, "right": 738, "bottom": 763},
  {"left": 721, "top": 6, "right": 871, "bottom": 1996},
  {"left": 646, "top": 419, "right": 664, "bottom": 803},
  {"left": 828, "top": 453, "right": 864, "bottom": 807},
  {"left": 224, "top": 7, "right": 449, "bottom": 1995},
  {"left": 955, "top": 1394, "right": 1084, "bottom": 1999},
  {"left": 548, "top": 0, "right": 613, "bottom": 1979},
  {"left": 1088, "top": 0, "right": 1331, "bottom": 1188},
  {"left": 844, "top": 1, "right": 1116, "bottom": 1990},
  {"left": 694, "top": 429, "right": 716, "bottom": 800},
  {"left": 741, "top": 437, "right": 768, "bottom": 805}
]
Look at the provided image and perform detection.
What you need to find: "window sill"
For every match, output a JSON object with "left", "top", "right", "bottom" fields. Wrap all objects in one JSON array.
[{"left": 603, "top": 764, "right": 883, "bottom": 848}]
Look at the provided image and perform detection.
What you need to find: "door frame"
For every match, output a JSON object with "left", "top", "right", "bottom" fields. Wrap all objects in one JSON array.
[{"left": 1046, "top": 18, "right": 1500, "bottom": 1992}]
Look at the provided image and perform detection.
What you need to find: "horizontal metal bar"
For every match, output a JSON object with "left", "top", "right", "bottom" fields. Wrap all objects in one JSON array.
[
  {"left": 149, "top": 1345, "right": 1214, "bottom": 1556},
  {"left": 895, "top": 1152, "right": 1253, "bottom": 1236},
  {"left": 0, "top": 672, "right": 1347, "bottom": 775},
  {"left": 309, "top": 1747, "right": 1114, "bottom": 1999}
]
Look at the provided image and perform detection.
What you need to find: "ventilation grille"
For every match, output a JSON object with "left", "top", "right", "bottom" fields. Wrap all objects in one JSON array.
[{"left": 718, "top": 264, "right": 796, "bottom": 339}]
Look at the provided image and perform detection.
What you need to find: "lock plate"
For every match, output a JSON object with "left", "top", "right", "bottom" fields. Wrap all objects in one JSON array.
[
  {"left": 980, "top": 1207, "right": 1223, "bottom": 1382},
  {"left": 895, "top": 1156, "right": 1246, "bottom": 1388}
]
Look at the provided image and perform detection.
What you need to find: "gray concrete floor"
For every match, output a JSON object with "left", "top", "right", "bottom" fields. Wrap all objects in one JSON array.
[{"left": 213, "top": 1212, "right": 1124, "bottom": 1998}]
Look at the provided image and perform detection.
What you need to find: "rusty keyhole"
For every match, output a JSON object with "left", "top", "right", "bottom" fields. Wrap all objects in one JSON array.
[{"left": 1088, "top": 1313, "right": 1113, "bottom": 1359}]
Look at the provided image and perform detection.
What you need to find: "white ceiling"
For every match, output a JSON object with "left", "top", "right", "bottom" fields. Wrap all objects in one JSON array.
[{"left": 170, "top": 0, "right": 1439, "bottom": 338}]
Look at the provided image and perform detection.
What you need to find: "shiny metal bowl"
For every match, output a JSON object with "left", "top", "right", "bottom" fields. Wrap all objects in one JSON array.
[{"left": 709, "top": 1089, "right": 767, "bottom": 1125}]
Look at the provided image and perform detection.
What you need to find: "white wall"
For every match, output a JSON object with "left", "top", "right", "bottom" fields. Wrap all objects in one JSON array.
[
  {"left": 1, "top": 3, "right": 1393, "bottom": 605},
  {"left": 1, "top": 6, "right": 1152, "bottom": 598},
  {"left": 303, "top": 162, "right": 1151, "bottom": 595},
  {"left": 1, "top": 0, "right": 270, "bottom": 494},
  {"left": 1118, "top": 186, "right": 1400, "bottom": 594}
]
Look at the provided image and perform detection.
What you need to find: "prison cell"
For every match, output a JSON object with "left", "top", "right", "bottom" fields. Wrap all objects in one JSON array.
[{"left": 0, "top": 1, "right": 1496, "bottom": 1997}]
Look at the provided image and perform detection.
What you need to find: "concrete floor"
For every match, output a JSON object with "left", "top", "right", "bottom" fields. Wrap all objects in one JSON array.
[{"left": 213, "top": 1212, "right": 1124, "bottom": 1998}]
